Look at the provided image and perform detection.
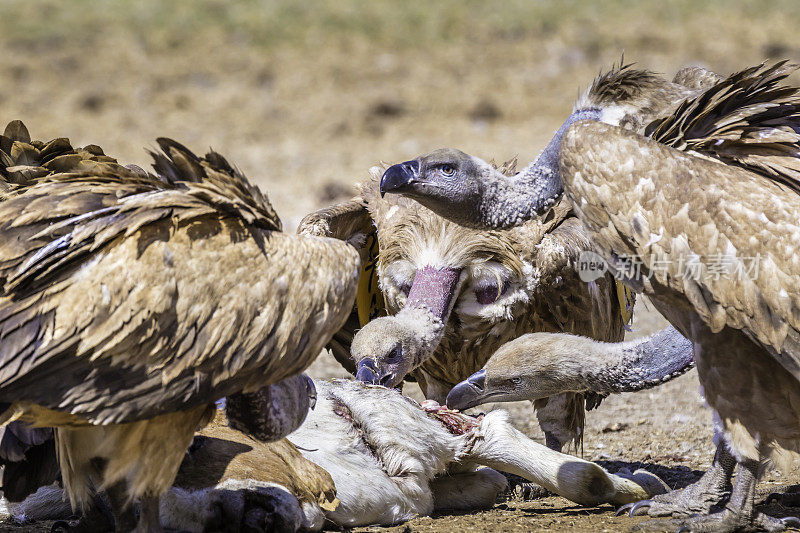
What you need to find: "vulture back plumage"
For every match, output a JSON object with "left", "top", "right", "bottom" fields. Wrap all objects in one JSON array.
[{"left": 0, "top": 121, "right": 360, "bottom": 525}]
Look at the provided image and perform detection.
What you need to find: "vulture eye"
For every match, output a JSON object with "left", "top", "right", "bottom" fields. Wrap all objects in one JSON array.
[
  {"left": 475, "top": 279, "right": 510, "bottom": 305},
  {"left": 440, "top": 164, "right": 455, "bottom": 177},
  {"left": 509, "top": 377, "right": 521, "bottom": 386},
  {"left": 385, "top": 345, "right": 402, "bottom": 364}
]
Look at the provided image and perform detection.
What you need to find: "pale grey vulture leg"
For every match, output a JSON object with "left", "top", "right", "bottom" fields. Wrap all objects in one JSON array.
[{"left": 619, "top": 442, "right": 734, "bottom": 519}]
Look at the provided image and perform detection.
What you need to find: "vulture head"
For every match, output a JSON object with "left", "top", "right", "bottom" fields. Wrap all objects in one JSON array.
[
  {"left": 346, "top": 164, "right": 537, "bottom": 392},
  {"left": 225, "top": 374, "right": 316, "bottom": 442},
  {"left": 379, "top": 148, "right": 502, "bottom": 229},
  {"left": 447, "top": 327, "right": 695, "bottom": 411},
  {"left": 380, "top": 64, "right": 698, "bottom": 230}
]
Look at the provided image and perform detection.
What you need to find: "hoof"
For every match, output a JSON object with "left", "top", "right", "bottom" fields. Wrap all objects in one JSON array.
[{"left": 766, "top": 491, "right": 800, "bottom": 508}]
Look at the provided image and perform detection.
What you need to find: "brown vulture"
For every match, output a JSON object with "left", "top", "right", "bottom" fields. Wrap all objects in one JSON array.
[
  {"left": 379, "top": 61, "right": 800, "bottom": 531},
  {"left": 0, "top": 121, "right": 359, "bottom": 531}
]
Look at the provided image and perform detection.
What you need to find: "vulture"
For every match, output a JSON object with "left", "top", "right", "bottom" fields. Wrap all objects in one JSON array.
[
  {"left": 299, "top": 164, "right": 634, "bottom": 452},
  {"left": 379, "top": 61, "right": 800, "bottom": 531},
  {"left": 446, "top": 325, "right": 694, "bottom": 410},
  {"left": 0, "top": 121, "right": 360, "bottom": 531},
  {"left": 4, "top": 379, "right": 673, "bottom": 531},
  {"left": 3, "top": 374, "right": 334, "bottom": 533}
]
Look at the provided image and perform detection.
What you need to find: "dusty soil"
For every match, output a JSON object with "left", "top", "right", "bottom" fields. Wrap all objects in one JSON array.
[
  {"left": 318, "top": 303, "right": 800, "bottom": 533},
  {"left": 2, "top": 1, "right": 800, "bottom": 531}
]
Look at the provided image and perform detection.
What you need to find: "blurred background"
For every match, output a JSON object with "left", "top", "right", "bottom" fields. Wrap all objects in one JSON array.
[
  {"left": 2, "top": 0, "right": 800, "bottom": 229},
  {"left": 3, "top": 2, "right": 800, "bottom": 530}
]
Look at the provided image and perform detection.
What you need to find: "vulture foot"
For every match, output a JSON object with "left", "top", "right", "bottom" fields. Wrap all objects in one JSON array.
[
  {"left": 659, "top": 510, "right": 797, "bottom": 532},
  {"left": 661, "top": 458, "right": 789, "bottom": 533},
  {"left": 50, "top": 494, "right": 115, "bottom": 533},
  {"left": 621, "top": 443, "right": 735, "bottom": 518}
]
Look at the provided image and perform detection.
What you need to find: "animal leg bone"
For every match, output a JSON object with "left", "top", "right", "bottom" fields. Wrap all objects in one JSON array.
[
  {"left": 464, "top": 411, "right": 668, "bottom": 506},
  {"left": 619, "top": 441, "right": 735, "bottom": 518}
]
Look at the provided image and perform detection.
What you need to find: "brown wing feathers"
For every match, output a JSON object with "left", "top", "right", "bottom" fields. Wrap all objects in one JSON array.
[
  {"left": 0, "top": 122, "right": 294, "bottom": 424},
  {"left": 646, "top": 61, "right": 800, "bottom": 193}
]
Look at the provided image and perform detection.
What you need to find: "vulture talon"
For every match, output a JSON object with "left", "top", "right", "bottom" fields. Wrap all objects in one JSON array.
[
  {"left": 629, "top": 500, "right": 652, "bottom": 516},
  {"left": 615, "top": 502, "right": 637, "bottom": 516},
  {"left": 782, "top": 516, "right": 800, "bottom": 528}
]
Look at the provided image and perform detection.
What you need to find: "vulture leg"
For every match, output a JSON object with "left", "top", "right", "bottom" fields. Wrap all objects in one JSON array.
[
  {"left": 50, "top": 493, "right": 115, "bottom": 533},
  {"left": 105, "top": 481, "right": 137, "bottom": 532},
  {"left": 134, "top": 495, "right": 163, "bottom": 533},
  {"left": 619, "top": 441, "right": 735, "bottom": 518},
  {"left": 669, "top": 459, "right": 795, "bottom": 533}
]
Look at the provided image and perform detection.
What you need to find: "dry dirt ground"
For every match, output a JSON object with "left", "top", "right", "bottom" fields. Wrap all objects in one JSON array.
[{"left": 2, "top": 1, "right": 800, "bottom": 531}]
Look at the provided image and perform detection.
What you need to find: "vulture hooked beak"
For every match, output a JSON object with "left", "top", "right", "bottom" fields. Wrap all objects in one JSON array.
[
  {"left": 356, "top": 358, "right": 379, "bottom": 383},
  {"left": 380, "top": 160, "right": 419, "bottom": 197},
  {"left": 447, "top": 369, "right": 496, "bottom": 410},
  {"left": 356, "top": 357, "right": 396, "bottom": 387},
  {"left": 305, "top": 374, "right": 317, "bottom": 410}
]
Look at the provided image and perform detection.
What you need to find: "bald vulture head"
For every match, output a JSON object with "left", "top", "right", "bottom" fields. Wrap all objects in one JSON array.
[
  {"left": 352, "top": 307, "right": 448, "bottom": 388},
  {"left": 379, "top": 148, "right": 505, "bottom": 229},
  {"left": 380, "top": 64, "right": 700, "bottom": 230},
  {"left": 446, "top": 327, "right": 694, "bottom": 411},
  {"left": 225, "top": 374, "right": 317, "bottom": 442}
]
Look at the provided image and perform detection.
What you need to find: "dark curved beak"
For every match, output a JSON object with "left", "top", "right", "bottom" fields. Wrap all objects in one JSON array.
[
  {"left": 446, "top": 369, "right": 488, "bottom": 410},
  {"left": 356, "top": 358, "right": 379, "bottom": 384},
  {"left": 380, "top": 160, "right": 419, "bottom": 198},
  {"left": 304, "top": 375, "right": 317, "bottom": 410}
]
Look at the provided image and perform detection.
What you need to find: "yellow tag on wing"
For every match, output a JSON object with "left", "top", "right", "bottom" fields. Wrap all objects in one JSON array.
[
  {"left": 356, "top": 230, "right": 386, "bottom": 327},
  {"left": 615, "top": 280, "right": 635, "bottom": 326}
]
